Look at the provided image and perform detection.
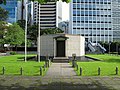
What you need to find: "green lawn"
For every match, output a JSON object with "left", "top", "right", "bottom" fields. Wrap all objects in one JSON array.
[
  {"left": 76, "top": 54, "right": 120, "bottom": 76},
  {"left": 0, "top": 55, "right": 46, "bottom": 76},
  {"left": 86, "top": 54, "right": 120, "bottom": 62}
]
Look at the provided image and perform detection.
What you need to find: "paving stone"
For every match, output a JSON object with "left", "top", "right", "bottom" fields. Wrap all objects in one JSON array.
[
  {"left": 0, "top": 62, "right": 120, "bottom": 89},
  {"left": 104, "top": 80, "right": 118, "bottom": 85},
  {"left": 61, "top": 86, "right": 88, "bottom": 90},
  {"left": 111, "top": 85, "right": 120, "bottom": 90}
]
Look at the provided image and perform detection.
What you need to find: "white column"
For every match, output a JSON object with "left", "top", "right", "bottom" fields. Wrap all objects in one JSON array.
[
  {"left": 38, "top": 3, "right": 41, "bottom": 62},
  {"left": 25, "top": 4, "right": 28, "bottom": 62},
  {"left": 54, "top": 39, "right": 56, "bottom": 58}
]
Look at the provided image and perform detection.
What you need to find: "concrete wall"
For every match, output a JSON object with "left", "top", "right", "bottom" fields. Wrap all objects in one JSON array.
[
  {"left": 65, "top": 34, "right": 85, "bottom": 57},
  {"left": 40, "top": 35, "right": 54, "bottom": 56},
  {"left": 39, "top": 34, "right": 85, "bottom": 57}
]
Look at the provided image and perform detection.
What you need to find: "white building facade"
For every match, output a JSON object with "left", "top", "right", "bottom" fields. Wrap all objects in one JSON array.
[
  {"left": 69, "top": 0, "right": 120, "bottom": 43},
  {"left": 33, "top": 1, "right": 62, "bottom": 29},
  {"left": 39, "top": 34, "right": 85, "bottom": 58}
]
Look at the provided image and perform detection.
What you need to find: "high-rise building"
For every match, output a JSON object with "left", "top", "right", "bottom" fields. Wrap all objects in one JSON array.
[
  {"left": 112, "top": 0, "right": 120, "bottom": 42},
  {"left": 33, "top": 1, "right": 62, "bottom": 29},
  {"left": 70, "top": 0, "right": 120, "bottom": 42},
  {"left": 0, "top": 0, "right": 17, "bottom": 23},
  {"left": 17, "top": 0, "right": 34, "bottom": 25}
]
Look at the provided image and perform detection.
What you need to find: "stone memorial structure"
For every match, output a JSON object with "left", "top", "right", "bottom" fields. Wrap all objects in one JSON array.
[{"left": 38, "top": 34, "right": 85, "bottom": 60}]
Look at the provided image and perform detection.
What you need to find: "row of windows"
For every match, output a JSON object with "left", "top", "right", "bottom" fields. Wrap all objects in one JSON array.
[
  {"left": 73, "top": 2, "right": 111, "bottom": 4},
  {"left": 73, "top": 0, "right": 111, "bottom": 2},
  {"left": 73, "top": 8, "right": 111, "bottom": 11},
  {"left": 73, "top": 17, "right": 112, "bottom": 21},
  {"left": 73, "top": 15, "right": 111, "bottom": 17},
  {"left": 73, "top": 28, "right": 112, "bottom": 30},
  {"left": 81, "top": 34, "right": 112, "bottom": 36},
  {"left": 73, "top": 4, "right": 111, "bottom": 9},
  {"left": 34, "top": 19, "right": 56, "bottom": 21},
  {"left": 73, "top": 23, "right": 112, "bottom": 27},
  {"left": 73, "top": 21, "right": 112, "bottom": 23},
  {"left": 73, "top": 0, "right": 111, "bottom": 4},
  {"left": 73, "top": 11, "right": 111, "bottom": 15}
]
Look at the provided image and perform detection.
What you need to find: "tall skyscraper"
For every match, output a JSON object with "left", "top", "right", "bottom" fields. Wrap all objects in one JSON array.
[
  {"left": 112, "top": 0, "right": 120, "bottom": 42},
  {"left": 0, "top": 0, "right": 17, "bottom": 23},
  {"left": 33, "top": 1, "right": 62, "bottom": 29},
  {"left": 17, "top": 0, "right": 34, "bottom": 25},
  {"left": 70, "top": 0, "right": 120, "bottom": 43}
]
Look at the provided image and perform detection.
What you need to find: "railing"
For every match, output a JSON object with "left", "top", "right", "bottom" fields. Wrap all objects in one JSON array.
[
  {"left": 88, "top": 42, "right": 96, "bottom": 52},
  {"left": 97, "top": 43, "right": 106, "bottom": 52}
]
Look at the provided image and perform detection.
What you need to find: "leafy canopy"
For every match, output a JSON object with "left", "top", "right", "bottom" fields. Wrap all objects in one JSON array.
[
  {"left": 31, "top": 0, "right": 70, "bottom": 3},
  {"left": 0, "top": 6, "right": 9, "bottom": 21},
  {"left": 4, "top": 23, "right": 24, "bottom": 46},
  {"left": 0, "top": 21, "right": 8, "bottom": 44}
]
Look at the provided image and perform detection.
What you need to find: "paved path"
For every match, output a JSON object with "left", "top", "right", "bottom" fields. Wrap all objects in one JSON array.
[
  {"left": 45, "top": 63, "right": 76, "bottom": 77},
  {"left": 0, "top": 76, "right": 120, "bottom": 90},
  {"left": 0, "top": 63, "right": 120, "bottom": 89}
]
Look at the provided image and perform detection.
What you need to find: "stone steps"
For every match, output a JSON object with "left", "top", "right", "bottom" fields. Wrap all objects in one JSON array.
[{"left": 53, "top": 57, "right": 69, "bottom": 63}]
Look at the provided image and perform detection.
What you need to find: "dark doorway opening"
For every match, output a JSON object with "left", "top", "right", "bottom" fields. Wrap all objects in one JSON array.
[{"left": 56, "top": 40, "right": 65, "bottom": 57}]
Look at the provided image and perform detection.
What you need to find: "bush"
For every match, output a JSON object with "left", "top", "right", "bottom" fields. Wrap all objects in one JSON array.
[{"left": 10, "top": 51, "right": 16, "bottom": 55}]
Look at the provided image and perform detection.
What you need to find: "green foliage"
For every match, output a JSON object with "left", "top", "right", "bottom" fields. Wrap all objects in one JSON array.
[
  {"left": 17, "top": 20, "right": 25, "bottom": 29},
  {"left": 10, "top": 51, "right": 17, "bottom": 55},
  {"left": 0, "top": 6, "right": 8, "bottom": 21},
  {"left": 28, "top": 24, "right": 38, "bottom": 41},
  {"left": 4, "top": 23, "right": 24, "bottom": 46},
  {"left": 0, "top": 0, "right": 6, "bottom": 5},
  {"left": 41, "top": 28, "right": 64, "bottom": 35},
  {"left": 27, "top": 24, "right": 64, "bottom": 44},
  {"left": 0, "top": 21, "right": 8, "bottom": 44}
]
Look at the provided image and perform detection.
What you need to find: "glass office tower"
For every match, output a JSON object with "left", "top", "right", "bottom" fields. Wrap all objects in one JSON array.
[
  {"left": 0, "top": 0, "right": 17, "bottom": 23},
  {"left": 69, "top": 0, "right": 120, "bottom": 42}
]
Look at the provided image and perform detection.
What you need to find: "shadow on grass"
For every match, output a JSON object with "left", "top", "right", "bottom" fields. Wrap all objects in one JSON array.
[
  {"left": 17, "top": 56, "right": 37, "bottom": 61},
  {"left": 0, "top": 80, "right": 113, "bottom": 90},
  {"left": 103, "top": 58, "right": 120, "bottom": 63}
]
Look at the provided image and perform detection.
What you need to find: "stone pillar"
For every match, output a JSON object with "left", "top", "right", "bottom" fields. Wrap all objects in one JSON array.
[{"left": 54, "top": 39, "right": 56, "bottom": 58}]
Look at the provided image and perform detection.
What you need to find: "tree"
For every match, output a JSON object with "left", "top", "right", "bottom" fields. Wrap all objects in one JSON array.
[
  {"left": 41, "top": 28, "right": 64, "bottom": 35},
  {"left": 27, "top": 24, "right": 38, "bottom": 45},
  {"left": 0, "top": 0, "right": 6, "bottom": 4},
  {"left": 4, "top": 23, "right": 24, "bottom": 47},
  {"left": 0, "top": 21, "right": 8, "bottom": 44},
  {"left": 27, "top": 24, "right": 64, "bottom": 45},
  {"left": 0, "top": 6, "right": 9, "bottom": 21},
  {"left": 17, "top": 20, "right": 26, "bottom": 29}
]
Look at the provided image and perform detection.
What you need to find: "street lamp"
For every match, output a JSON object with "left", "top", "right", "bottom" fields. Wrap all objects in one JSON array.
[
  {"left": 38, "top": 3, "right": 40, "bottom": 62},
  {"left": 25, "top": 2, "right": 31, "bottom": 62}
]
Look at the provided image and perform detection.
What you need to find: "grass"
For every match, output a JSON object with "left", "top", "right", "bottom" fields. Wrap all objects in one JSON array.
[
  {"left": 0, "top": 54, "right": 46, "bottom": 76},
  {"left": 86, "top": 54, "right": 120, "bottom": 62},
  {"left": 75, "top": 54, "right": 120, "bottom": 76}
]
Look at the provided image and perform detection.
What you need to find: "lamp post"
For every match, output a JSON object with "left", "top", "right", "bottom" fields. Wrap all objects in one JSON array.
[
  {"left": 38, "top": 3, "right": 40, "bottom": 62},
  {"left": 25, "top": 2, "right": 31, "bottom": 62}
]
